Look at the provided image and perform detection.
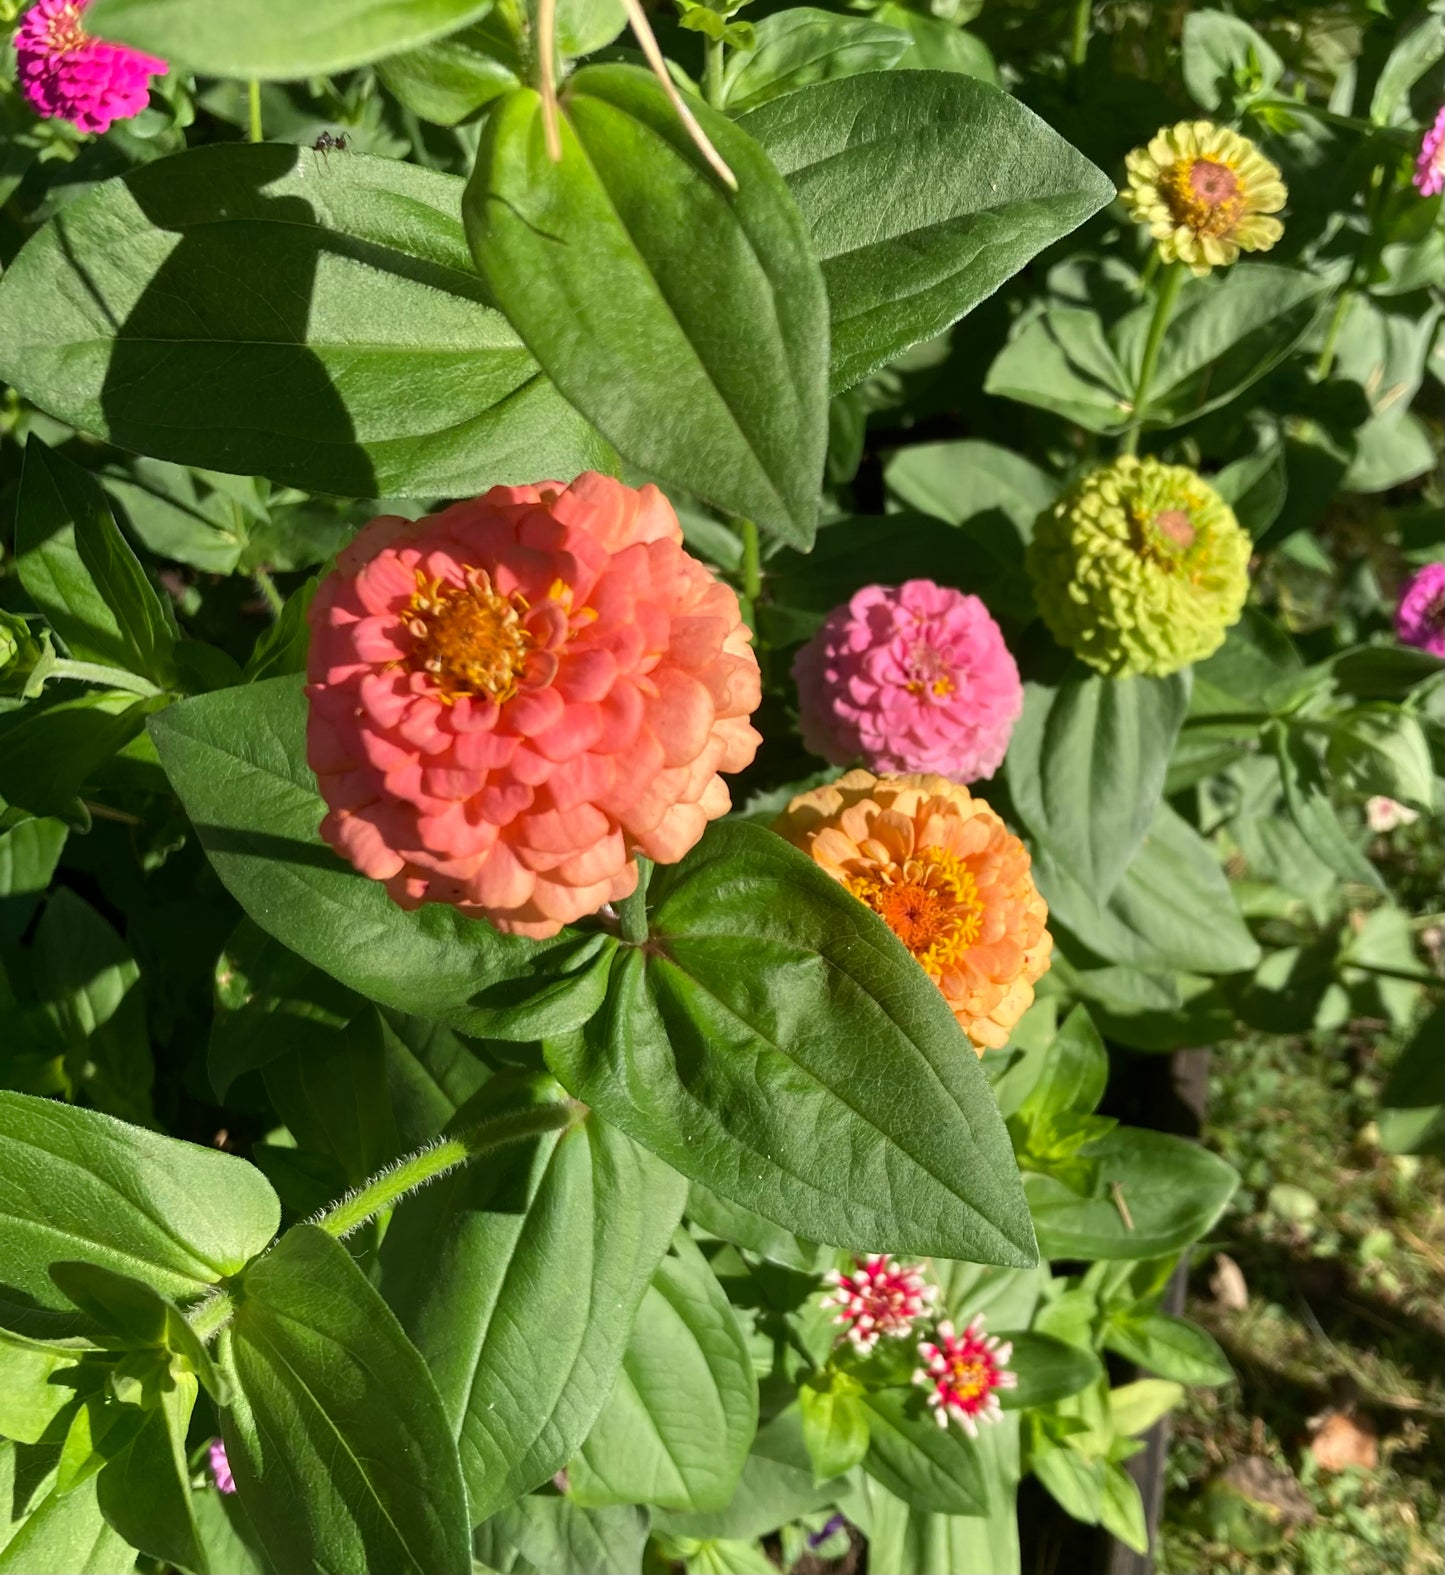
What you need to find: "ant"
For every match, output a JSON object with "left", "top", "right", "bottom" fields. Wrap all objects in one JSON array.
[{"left": 312, "top": 131, "right": 350, "bottom": 157}]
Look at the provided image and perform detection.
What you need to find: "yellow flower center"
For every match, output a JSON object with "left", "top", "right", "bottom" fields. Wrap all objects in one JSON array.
[
  {"left": 406, "top": 569, "right": 531, "bottom": 703},
  {"left": 1160, "top": 156, "right": 1244, "bottom": 237},
  {"left": 44, "top": 2, "right": 88, "bottom": 51},
  {"left": 847, "top": 847, "right": 983, "bottom": 972},
  {"left": 948, "top": 1354, "right": 991, "bottom": 1402}
]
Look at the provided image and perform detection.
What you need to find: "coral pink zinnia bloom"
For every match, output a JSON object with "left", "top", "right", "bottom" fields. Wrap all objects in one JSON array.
[
  {"left": 914, "top": 1316, "right": 1016, "bottom": 1435},
  {"left": 1415, "top": 108, "right": 1445, "bottom": 198},
  {"left": 792, "top": 580, "right": 1022, "bottom": 783},
  {"left": 1396, "top": 561, "right": 1445, "bottom": 657},
  {"left": 306, "top": 474, "right": 761, "bottom": 939},
  {"left": 14, "top": 0, "right": 166, "bottom": 135},
  {"left": 821, "top": 1254, "right": 939, "bottom": 1355}
]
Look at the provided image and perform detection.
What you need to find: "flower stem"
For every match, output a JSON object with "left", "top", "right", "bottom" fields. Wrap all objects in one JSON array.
[
  {"left": 247, "top": 80, "right": 263, "bottom": 144},
  {"left": 47, "top": 659, "right": 163, "bottom": 697},
  {"left": 617, "top": 856, "right": 654, "bottom": 944},
  {"left": 1122, "top": 260, "right": 1184, "bottom": 456},
  {"left": 1068, "top": 0, "right": 1091, "bottom": 68},
  {"left": 703, "top": 36, "right": 725, "bottom": 109},
  {"left": 739, "top": 518, "right": 762, "bottom": 606},
  {"left": 252, "top": 567, "right": 284, "bottom": 620},
  {"left": 1313, "top": 287, "right": 1353, "bottom": 381}
]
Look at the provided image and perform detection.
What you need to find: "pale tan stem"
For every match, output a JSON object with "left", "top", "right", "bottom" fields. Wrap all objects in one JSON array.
[
  {"left": 616, "top": 0, "right": 737, "bottom": 191},
  {"left": 537, "top": 0, "right": 562, "bottom": 162}
]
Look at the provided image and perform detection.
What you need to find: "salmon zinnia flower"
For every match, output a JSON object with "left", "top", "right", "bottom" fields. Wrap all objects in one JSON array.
[
  {"left": 306, "top": 474, "right": 761, "bottom": 938},
  {"left": 1122, "top": 120, "right": 1285, "bottom": 274},
  {"left": 774, "top": 770, "right": 1051, "bottom": 1052}
]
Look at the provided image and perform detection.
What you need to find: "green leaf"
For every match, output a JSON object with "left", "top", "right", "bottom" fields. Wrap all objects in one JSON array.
[
  {"left": 0, "top": 1330, "right": 87, "bottom": 1444},
  {"left": 1031, "top": 801, "right": 1261, "bottom": 975},
  {"left": 1102, "top": 1310, "right": 1233, "bottom": 1386},
  {"left": 1025, "top": 1127, "right": 1239, "bottom": 1261},
  {"left": 996, "top": 1332, "right": 1102, "bottom": 1410},
  {"left": 0, "top": 1091, "right": 279, "bottom": 1321},
  {"left": 465, "top": 66, "right": 828, "bottom": 547},
  {"left": 1015, "top": 1006, "right": 1108, "bottom": 1124},
  {"left": 1269, "top": 722, "right": 1385, "bottom": 891},
  {"left": 88, "top": 0, "right": 496, "bottom": 78},
  {"left": 0, "top": 691, "right": 164, "bottom": 820},
  {"left": 0, "top": 1473, "right": 136, "bottom": 1575},
  {"left": 1181, "top": 10, "right": 1282, "bottom": 113},
  {"left": 1008, "top": 667, "right": 1190, "bottom": 903},
  {"left": 0, "top": 145, "right": 608, "bottom": 501},
  {"left": 475, "top": 1496, "right": 648, "bottom": 1575},
  {"left": 1029, "top": 1436, "right": 1102, "bottom": 1523},
  {"left": 1378, "top": 1004, "right": 1445, "bottom": 1157},
  {"left": 0, "top": 817, "right": 67, "bottom": 946},
  {"left": 570, "top": 1231, "right": 757, "bottom": 1512},
  {"left": 380, "top": 1084, "right": 685, "bottom": 1523},
  {"left": 737, "top": 71, "right": 1113, "bottom": 392},
  {"left": 685, "top": 1183, "right": 827, "bottom": 1274},
  {"left": 149, "top": 675, "right": 618, "bottom": 1041},
  {"left": 1099, "top": 1459, "right": 1148, "bottom": 1554},
  {"left": 883, "top": 439, "right": 1056, "bottom": 533},
  {"left": 221, "top": 1224, "right": 470, "bottom": 1575},
  {"left": 16, "top": 438, "right": 176, "bottom": 688},
  {"left": 798, "top": 1373, "right": 870, "bottom": 1482},
  {"left": 721, "top": 10, "right": 910, "bottom": 113},
  {"left": 859, "top": 1388, "right": 989, "bottom": 1516},
  {"left": 1108, "top": 1378, "right": 1184, "bottom": 1436},
  {"left": 375, "top": 27, "right": 519, "bottom": 126},
  {"left": 547, "top": 819, "right": 1037, "bottom": 1263},
  {"left": 1371, "top": 10, "right": 1445, "bottom": 124}
]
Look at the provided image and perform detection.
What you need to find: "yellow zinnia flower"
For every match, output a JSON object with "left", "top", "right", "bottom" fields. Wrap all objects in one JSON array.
[{"left": 1122, "top": 120, "right": 1286, "bottom": 274}]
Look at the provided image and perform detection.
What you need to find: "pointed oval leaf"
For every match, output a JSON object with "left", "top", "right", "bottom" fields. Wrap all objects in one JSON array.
[
  {"left": 546, "top": 820, "right": 1038, "bottom": 1264},
  {"left": 859, "top": 1388, "right": 989, "bottom": 1516},
  {"left": 0, "top": 144, "right": 609, "bottom": 501},
  {"left": 465, "top": 66, "right": 829, "bottom": 547}
]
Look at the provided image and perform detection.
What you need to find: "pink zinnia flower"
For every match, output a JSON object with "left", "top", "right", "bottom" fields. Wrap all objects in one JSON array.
[
  {"left": 14, "top": 0, "right": 166, "bottom": 136},
  {"left": 913, "top": 1315, "right": 1016, "bottom": 1435},
  {"left": 209, "top": 1438, "right": 235, "bottom": 1494},
  {"left": 1415, "top": 108, "right": 1445, "bottom": 197},
  {"left": 306, "top": 474, "right": 761, "bottom": 939},
  {"left": 792, "top": 581, "right": 1022, "bottom": 782},
  {"left": 1396, "top": 561, "right": 1445, "bottom": 657},
  {"left": 821, "top": 1254, "right": 939, "bottom": 1355}
]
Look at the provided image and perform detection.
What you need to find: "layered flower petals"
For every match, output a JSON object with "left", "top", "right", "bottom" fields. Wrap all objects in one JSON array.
[
  {"left": 775, "top": 770, "right": 1052, "bottom": 1052},
  {"left": 307, "top": 474, "right": 761, "bottom": 937},
  {"left": 794, "top": 580, "right": 1023, "bottom": 782},
  {"left": 15, "top": 0, "right": 166, "bottom": 134},
  {"left": 1396, "top": 561, "right": 1445, "bottom": 657}
]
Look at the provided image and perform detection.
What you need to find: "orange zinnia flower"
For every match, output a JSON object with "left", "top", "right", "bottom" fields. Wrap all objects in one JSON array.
[{"left": 775, "top": 770, "right": 1051, "bottom": 1053}]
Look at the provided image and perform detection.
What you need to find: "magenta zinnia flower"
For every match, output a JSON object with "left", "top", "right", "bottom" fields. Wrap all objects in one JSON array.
[
  {"left": 14, "top": 0, "right": 166, "bottom": 135},
  {"left": 1396, "top": 562, "right": 1445, "bottom": 657},
  {"left": 821, "top": 1254, "right": 939, "bottom": 1355},
  {"left": 792, "top": 580, "right": 1022, "bottom": 782},
  {"left": 1415, "top": 108, "right": 1445, "bottom": 197},
  {"left": 209, "top": 1438, "right": 235, "bottom": 1495},
  {"left": 913, "top": 1316, "right": 1016, "bottom": 1435}
]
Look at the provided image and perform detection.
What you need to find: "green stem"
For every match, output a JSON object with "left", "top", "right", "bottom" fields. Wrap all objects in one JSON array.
[
  {"left": 739, "top": 518, "right": 762, "bottom": 607},
  {"left": 1252, "top": 97, "right": 1415, "bottom": 142},
  {"left": 1068, "top": 0, "right": 1091, "bottom": 67},
  {"left": 617, "top": 856, "right": 654, "bottom": 944},
  {"left": 1314, "top": 288, "right": 1353, "bottom": 381},
  {"left": 702, "top": 35, "right": 725, "bottom": 109},
  {"left": 1122, "top": 260, "right": 1185, "bottom": 456},
  {"left": 1341, "top": 959, "right": 1444, "bottom": 990},
  {"left": 247, "top": 79, "right": 263, "bottom": 143},
  {"left": 252, "top": 567, "right": 284, "bottom": 620},
  {"left": 47, "top": 659, "right": 163, "bottom": 697}
]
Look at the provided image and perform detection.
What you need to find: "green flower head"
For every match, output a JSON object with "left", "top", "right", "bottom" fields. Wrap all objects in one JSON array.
[
  {"left": 0, "top": 610, "right": 53, "bottom": 698},
  {"left": 1026, "top": 456, "right": 1250, "bottom": 678}
]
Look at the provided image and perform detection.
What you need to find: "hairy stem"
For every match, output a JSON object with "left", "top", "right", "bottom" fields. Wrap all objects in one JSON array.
[
  {"left": 617, "top": 855, "right": 654, "bottom": 944},
  {"left": 703, "top": 36, "right": 725, "bottom": 109},
  {"left": 1122, "top": 260, "right": 1184, "bottom": 456},
  {"left": 47, "top": 660, "right": 163, "bottom": 697},
  {"left": 251, "top": 567, "right": 284, "bottom": 620}
]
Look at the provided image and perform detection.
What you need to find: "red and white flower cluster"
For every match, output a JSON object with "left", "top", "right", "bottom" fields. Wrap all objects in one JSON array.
[{"left": 821, "top": 1253, "right": 939, "bottom": 1356}]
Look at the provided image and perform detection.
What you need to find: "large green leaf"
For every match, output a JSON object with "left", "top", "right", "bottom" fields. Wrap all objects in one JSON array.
[
  {"left": 88, "top": 0, "right": 495, "bottom": 78},
  {"left": 1025, "top": 1128, "right": 1239, "bottom": 1260},
  {"left": 1007, "top": 666, "right": 1191, "bottom": 903},
  {"left": 0, "top": 1473, "right": 136, "bottom": 1575},
  {"left": 736, "top": 71, "right": 1114, "bottom": 391},
  {"left": 149, "top": 676, "right": 617, "bottom": 1041},
  {"left": 859, "top": 1388, "right": 988, "bottom": 1515},
  {"left": 16, "top": 439, "right": 176, "bottom": 688},
  {"left": 0, "top": 817, "right": 67, "bottom": 947},
  {"left": 475, "top": 1496, "right": 648, "bottom": 1575},
  {"left": 465, "top": 66, "right": 829, "bottom": 547},
  {"left": 547, "top": 819, "right": 1037, "bottom": 1263},
  {"left": 570, "top": 1231, "right": 757, "bottom": 1512},
  {"left": 721, "top": 9, "right": 910, "bottom": 113},
  {"left": 221, "top": 1225, "right": 470, "bottom": 1575},
  {"left": 380, "top": 1080, "right": 685, "bottom": 1522},
  {"left": 0, "top": 1092, "right": 278, "bottom": 1324},
  {"left": 0, "top": 145, "right": 607, "bottom": 501}
]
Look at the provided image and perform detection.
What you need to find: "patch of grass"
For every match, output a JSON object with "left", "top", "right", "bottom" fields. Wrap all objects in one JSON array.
[{"left": 1158, "top": 1023, "right": 1444, "bottom": 1575}]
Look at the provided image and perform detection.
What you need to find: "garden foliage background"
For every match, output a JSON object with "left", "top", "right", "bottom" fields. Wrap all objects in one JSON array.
[{"left": 0, "top": 0, "right": 1440, "bottom": 1573}]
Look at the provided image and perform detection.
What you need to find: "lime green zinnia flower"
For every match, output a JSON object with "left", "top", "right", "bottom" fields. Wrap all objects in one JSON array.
[
  {"left": 1027, "top": 457, "right": 1251, "bottom": 678},
  {"left": 1122, "top": 121, "right": 1286, "bottom": 275}
]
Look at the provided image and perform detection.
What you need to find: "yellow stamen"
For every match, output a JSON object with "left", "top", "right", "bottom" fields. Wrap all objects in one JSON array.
[
  {"left": 405, "top": 568, "right": 531, "bottom": 703},
  {"left": 847, "top": 846, "right": 983, "bottom": 973}
]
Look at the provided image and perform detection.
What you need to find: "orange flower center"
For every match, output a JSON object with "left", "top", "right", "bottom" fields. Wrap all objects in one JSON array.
[
  {"left": 847, "top": 847, "right": 983, "bottom": 973},
  {"left": 406, "top": 569, "right": 531, "bottom": 703},
  {"left": 1160, "top": 156, "right": 1243, "bottom": 236},
  {"left": 44, "top": 2, "right": 88, "bottom": 51},
  {"left": 948, "top": 1354, "right": 991, "bottom": 1402}
]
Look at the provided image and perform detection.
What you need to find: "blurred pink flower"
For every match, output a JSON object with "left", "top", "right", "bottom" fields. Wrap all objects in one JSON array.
[
  {"left": 792, "top": 580, "right": 1022, "bottom": 782},
  {"left": 1396, "top": 561, "right": 1445, "bottom": 657},
  {"left": 821, "top": 1254, "right": 939, "bottom": 1355},
  {"left": 14, "top": 0, "right": 166, "bottom": 135},
  {"left": 1365, "top": 796, "right": 1418, "bottom": 834},
  {"left": 208, "top": 1438, "right": 235, "bottom": 1495},
  {"left": 913, "top": 1315, "right": 1016, "bottom": 1435},
  {"left": 306, "top": 474, "right": 761, "bottom": 939},
  {"left": 1415, "top": 108, "right": 1445, "bottom": 197}
]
